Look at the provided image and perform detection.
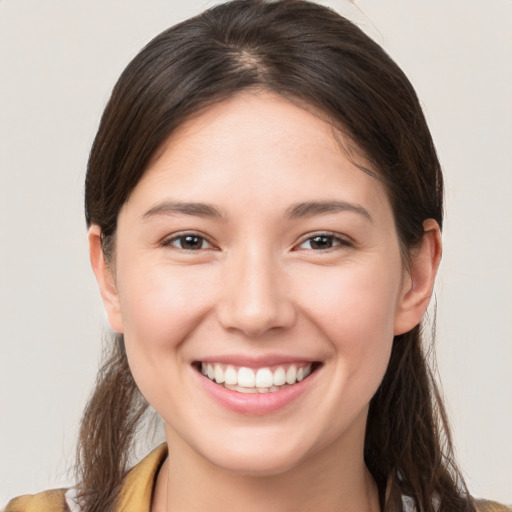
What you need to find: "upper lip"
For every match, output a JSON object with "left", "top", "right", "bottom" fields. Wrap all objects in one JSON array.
[{"left": 194, "top": 354, "right": 320, "bottom": 368}]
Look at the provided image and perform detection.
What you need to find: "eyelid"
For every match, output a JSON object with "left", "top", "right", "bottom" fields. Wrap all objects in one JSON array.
[
  {"left": 160, "top": 230, "right": 217, "bottom": 250},
  {"left": 294, "top": 231, "right": 353, "bottom": 251}
]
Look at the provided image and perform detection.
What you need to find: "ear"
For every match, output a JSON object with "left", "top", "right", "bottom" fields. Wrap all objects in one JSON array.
[
  {"left": 394, "top": 219, "right": 442, "bottom": 335},
  {"left": 88, "top": 225, "right": 124, "bottom": 333}
]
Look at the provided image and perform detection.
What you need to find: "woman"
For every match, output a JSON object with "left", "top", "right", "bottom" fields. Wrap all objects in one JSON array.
[{"left": 5, "top": 1, "right": 510, "bottom": 511}]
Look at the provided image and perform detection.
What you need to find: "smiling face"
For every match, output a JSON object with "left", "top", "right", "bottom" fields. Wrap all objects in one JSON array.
[{"left": 90, "top": 92, "right": 433, "bottom": 477}]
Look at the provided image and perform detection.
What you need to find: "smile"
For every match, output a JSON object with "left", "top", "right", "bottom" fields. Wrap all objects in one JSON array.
[{"left": 197, "top": 362, "right": 316, "bottom": 393}]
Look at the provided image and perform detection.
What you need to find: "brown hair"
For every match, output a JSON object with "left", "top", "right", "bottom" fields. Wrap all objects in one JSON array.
[{"left": 79, "top": 1, "right": 473, "bottom": 511}]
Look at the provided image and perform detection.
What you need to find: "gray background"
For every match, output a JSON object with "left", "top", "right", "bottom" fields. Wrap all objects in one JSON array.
[{"left": 1, "top": 0, "right": 511, "bottom": 505}]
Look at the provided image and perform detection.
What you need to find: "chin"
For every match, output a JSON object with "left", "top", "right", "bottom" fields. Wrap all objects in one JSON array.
[
  {"left": 210, "top": 450, "right": 306, "bottom": 477},
  {"left": 196, "top": 431, "right": 315, "bottom": 477}
]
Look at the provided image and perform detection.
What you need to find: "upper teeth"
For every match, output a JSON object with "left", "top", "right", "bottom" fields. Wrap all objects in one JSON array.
[{"left": 201, "top": 362, "right": 312, "bottom": 391}]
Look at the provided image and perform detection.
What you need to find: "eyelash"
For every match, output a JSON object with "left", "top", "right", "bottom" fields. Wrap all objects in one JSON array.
[
  {"left": 161, "top": 231, "right": 351, "bottom": 252},
  {"left": 294, "top": 232, "right": 352, "bottom": 252},
  {"left": 161, "top": 232, "right": 215, "bottom": 251}
]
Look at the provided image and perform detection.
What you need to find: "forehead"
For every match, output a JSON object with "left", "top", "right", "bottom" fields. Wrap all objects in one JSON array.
[
  {"left": 121, "top": 91, "right": 392, "bottom": 222},
  {"left": 159, "top": 91, "right": 368, "bottom": 169}
]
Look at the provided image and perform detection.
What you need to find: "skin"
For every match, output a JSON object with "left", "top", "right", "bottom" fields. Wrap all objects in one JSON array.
[{"left": 89, "top": 92, "right": 441, "bottom": 512}]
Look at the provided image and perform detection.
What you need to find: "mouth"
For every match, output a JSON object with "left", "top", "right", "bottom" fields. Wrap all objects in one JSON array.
[{"left": 193, "top": 361, "right": 322, "bottom": 394}]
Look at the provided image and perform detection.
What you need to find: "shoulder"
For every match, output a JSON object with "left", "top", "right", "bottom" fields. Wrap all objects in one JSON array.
[
  {"left": 474, "top": 499, "right": 512, "bottom": 512},
  {"left": 3, "top": 489, "right": 69, "bottom": 512},
  {"left": 401, "top": 495, "right": 511, "bottom": 512},
  {"left": 3, "top": 444, "right": 167, "bottom": 512}
]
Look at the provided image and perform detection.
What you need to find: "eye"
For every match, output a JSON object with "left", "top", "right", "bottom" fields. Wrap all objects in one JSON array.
[
  {"left": 296, "top": 233, "right": 350, "bottom": 251},
  {"left": 163, "top": 233, "right": 214, "bottom": 251}
]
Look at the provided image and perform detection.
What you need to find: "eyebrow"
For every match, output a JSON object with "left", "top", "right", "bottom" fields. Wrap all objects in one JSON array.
[
  {"left": 142, "top": 201, "right": 224, "bottom": 220},
  {"left": 284, "top": 200, "right": 372, "bottom": 222},
  {"left": 142, "top": 199, "right": 372, "bottom": 222}
]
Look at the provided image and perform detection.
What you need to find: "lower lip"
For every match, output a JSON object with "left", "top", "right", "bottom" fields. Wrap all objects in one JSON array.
[{"left": 195, "top": 368, "right": 318, "bottom": 415}]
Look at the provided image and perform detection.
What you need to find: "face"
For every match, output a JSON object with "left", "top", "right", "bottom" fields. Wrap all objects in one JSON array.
[{"left": 91, "top": 92, "right": 431, "bottom": 477}]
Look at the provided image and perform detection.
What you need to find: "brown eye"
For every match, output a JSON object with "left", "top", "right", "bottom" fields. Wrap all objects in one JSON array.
[
  {"left": 308, "top": 235, "right": 335, "bottom": 250},
  {"left": 297, "top": 233, "right": 350, "bottom": 251},
  {"left": 165, "top": 234, "right": 212, "bottom": 251}
]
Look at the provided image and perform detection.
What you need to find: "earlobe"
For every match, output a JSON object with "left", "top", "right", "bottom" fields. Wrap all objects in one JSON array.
[
  {"left": 394, "top": 219, "right": 442, "bottom": 335},
  {"left": 88, "top": 225, "right": 124, "bottom": 333}
]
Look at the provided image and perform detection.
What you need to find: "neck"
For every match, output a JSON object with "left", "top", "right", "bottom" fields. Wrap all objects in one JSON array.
[{"left": 153, "top": 425, "right": 380, "bottom": 512}]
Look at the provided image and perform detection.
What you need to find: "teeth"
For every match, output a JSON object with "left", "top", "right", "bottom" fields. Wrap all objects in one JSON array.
[
  {"left": 225, "top": 384, "right": 282, "bottom": 394},
  {"left": 255, "top": 368, "right": 273, "bottom": 388},
  {"left": 214, "top": 364, "right": 224, "bottom": 384},
  {"left": 201, "top": 362, "right": 314, "bottom": 392},
  {"left": 273, "top": 366, "right": 286, "bottom": 386},
  {"left": 238, "top": 367, "right": 256, "bottom": 388},
  {"left": 224, "top": 365, "right": 237, "bottom": 385},
  {"left": 225, "top": 384, "right": 259, "bottom": 394},
  {"left": 285, "top": 365, "right": 297, "bottom": 385}
]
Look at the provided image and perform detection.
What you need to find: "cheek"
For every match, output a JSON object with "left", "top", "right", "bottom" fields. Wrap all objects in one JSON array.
[
  {"left": 115, "top": 264, "right": 221, "bottom": 415},
  {"left": 117, "top": 263, "right": 219, "bottom": 356},
  {"left": 291, "top": 261, "right": 401, "bottom": 395},
  {"left": 293, "top": 261, "right": 403, "bottom": 341}
]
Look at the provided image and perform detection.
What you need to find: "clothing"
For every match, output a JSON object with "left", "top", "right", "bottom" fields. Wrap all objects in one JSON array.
[
  {"left": 4, "top": 444, "right": 511, "bottom": 512},
  {"left": 4, "top": 445, "right": 166, "bottom": 512}
]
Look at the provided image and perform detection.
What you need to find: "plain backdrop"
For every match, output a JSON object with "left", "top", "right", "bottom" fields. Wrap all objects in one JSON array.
[{"left": 1, "top": 0, "right": 511, "bottom": 506}]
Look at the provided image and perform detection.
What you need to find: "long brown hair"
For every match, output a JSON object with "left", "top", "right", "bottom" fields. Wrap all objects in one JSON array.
[{"left": 79, "top": 1, "right": 474, "bottom": 511}]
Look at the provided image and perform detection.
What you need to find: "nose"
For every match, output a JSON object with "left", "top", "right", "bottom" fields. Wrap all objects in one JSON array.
[{"left": 217, "top": 247, "right": 296, "bottom": 337}]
